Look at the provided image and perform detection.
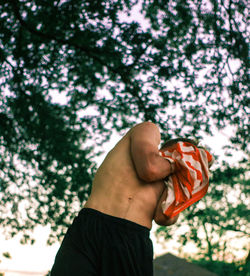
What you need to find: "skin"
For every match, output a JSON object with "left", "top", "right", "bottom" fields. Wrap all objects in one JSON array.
[{"left": 85, "top": 122, "right": 179, "bottom": 229}]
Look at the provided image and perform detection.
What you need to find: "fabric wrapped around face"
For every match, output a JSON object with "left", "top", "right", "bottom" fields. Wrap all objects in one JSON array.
[{"left": 159, "top": 142, "right": 214, "bottom": 218}]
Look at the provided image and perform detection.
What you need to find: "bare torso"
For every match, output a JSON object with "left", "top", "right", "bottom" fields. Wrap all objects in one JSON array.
[{"left": 84, "top": 129, "right": 165, "bottom": 229}]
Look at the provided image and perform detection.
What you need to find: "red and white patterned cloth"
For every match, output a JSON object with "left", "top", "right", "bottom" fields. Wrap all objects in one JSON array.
[{"left": 159, "top": 142, "right": 214, "bottom": 218}]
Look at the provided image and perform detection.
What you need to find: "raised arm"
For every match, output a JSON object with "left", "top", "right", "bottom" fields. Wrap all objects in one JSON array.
[{"left": 130, "top": 122, "right": 173, "bottom": 182}]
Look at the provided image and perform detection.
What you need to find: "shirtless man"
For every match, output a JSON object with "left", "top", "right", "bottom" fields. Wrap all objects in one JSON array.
[{"left": 51, "top": 122, "right": 179, "bottom": 276}]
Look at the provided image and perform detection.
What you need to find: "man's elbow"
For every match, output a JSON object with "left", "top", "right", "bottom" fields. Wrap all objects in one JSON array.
[
  {"left": 154, "top": 213, "right": 179, "bottom": 226},
  {"left": 138, "top": 165, "right": 159, "bottom": 182}
]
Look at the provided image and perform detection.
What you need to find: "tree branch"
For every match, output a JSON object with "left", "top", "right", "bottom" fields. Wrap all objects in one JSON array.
[
  {"left": 9, "top": 0, "right": 118, "bottom": 75},
  {"left": 201, "top": 220, "right": 213, "bottom": 262},
  {"left": 9, "top": 0, "right": 153, "bottom": 120}
]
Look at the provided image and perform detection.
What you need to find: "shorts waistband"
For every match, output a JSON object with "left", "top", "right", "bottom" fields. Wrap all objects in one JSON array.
[{"left": 80, "top": 208, "right": 150, "bottom": 235}]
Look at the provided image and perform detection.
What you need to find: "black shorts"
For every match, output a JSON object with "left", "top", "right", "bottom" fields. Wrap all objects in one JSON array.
[{"left": 50, "top": 208, "right": 153, "bottom": 276}]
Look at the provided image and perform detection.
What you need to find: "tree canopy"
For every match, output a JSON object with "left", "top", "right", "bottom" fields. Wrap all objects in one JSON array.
[{"left": 0, "top": 0, "right": 249, "bottom": 246}]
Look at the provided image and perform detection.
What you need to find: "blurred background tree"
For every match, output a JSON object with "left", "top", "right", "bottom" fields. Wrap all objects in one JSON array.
[
  {"left": 0, "top": 0, "right": 249, "bottom": 272},
  {"left": 156, "top": 161, "right": 249, "bottom": 275}
]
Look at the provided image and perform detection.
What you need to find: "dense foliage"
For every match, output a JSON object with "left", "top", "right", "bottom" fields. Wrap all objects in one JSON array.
[{"left": 0, "top": 0, "right": 248, "bottom": 250}]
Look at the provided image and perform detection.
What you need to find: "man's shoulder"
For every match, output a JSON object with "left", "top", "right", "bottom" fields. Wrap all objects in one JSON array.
[
  {"left": 130, "top": 121, "right": 159, "bottom": 134},
  {"left": 128, "top": 122, "right": 161, "bottom": 148},
  {"left": 114, "top": 122, "right": 160, "bottom": 148}
]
